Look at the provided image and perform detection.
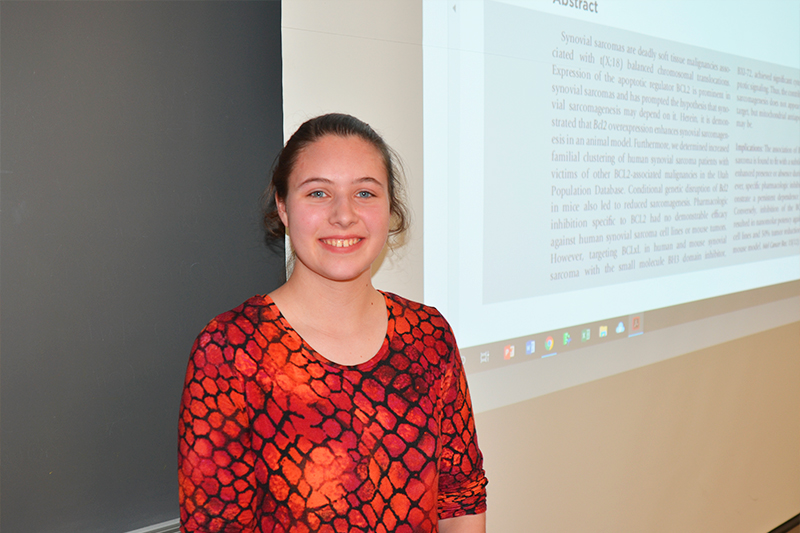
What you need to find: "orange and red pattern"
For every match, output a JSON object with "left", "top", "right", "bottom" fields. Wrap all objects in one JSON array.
[{"left": 178, "top": 292, "right": 487, "bottom": 532}]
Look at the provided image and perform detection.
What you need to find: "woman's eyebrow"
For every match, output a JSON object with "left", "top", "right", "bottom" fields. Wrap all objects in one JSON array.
[
  {"left": 296, "top": 176, "right": 332, "bottom": 188},
  {"left": 354, "top": 176, "right": 386, "bottom": 188},
  {"left": 296, "top": 176, "right": 386, "bottom": 188}
]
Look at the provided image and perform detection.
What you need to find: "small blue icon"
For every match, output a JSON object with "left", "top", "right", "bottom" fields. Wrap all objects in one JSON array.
[
  {"left": 526, "top": 340, "right": 536, "bottom": 354},
  {"left": 616, "top": 321, "right": 626, "bottom": 333}
]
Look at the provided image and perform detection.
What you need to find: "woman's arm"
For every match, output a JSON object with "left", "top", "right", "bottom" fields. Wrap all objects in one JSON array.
[
  {"left": 178, "top": 318, "right": 257, "bottom": 532},
  {"left": 439, "top": 512, "right": 486, "bottom": 533},
  {"left": 436, "top": 316, "right": 489, "bottom": 522}
]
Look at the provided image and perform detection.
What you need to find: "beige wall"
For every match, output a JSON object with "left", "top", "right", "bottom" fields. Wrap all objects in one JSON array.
[
  {"left": 477, "top": 323, "right": 800, "bottom": 532},
  {"left": 282, "top": 2, "right": 800, "bottom": 531}
]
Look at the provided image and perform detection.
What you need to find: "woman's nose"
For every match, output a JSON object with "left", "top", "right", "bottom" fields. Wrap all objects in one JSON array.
[{"left": 329, "top": 195, "right": 357, "bottom": 226}]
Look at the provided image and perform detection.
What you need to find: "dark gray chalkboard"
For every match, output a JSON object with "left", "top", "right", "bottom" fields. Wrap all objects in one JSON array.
[{"left": 1, "top": 2, "right": 284, "bottom": 531}]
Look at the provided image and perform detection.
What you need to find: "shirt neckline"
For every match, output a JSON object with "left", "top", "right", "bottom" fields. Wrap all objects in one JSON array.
[{"left": 261, "top": 290, "right": 396, "bottom": 371}]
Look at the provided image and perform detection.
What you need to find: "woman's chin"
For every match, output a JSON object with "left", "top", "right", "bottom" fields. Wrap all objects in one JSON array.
[{"left": 292, "top": 258, "right": 373, "bottom": 285}]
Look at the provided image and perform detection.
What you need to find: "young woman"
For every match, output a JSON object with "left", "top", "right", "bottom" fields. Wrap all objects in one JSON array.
[{"left": 178, "top": 114, "right": 487, "bottom": 533}]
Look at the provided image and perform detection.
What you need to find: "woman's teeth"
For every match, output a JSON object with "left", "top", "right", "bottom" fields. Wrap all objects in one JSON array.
[{"left": 323, "top": 238, "right": 361, "bottom": 248}]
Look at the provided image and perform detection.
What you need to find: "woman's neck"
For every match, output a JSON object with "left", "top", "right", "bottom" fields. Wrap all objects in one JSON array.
[
  {"left": 276, "top": 261, "right": 377, "bottom": 310},
  {"left": 268, "top": 265, "right": 387, "bottom": 365}
]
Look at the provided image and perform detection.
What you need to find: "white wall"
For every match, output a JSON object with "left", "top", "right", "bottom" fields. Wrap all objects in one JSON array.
[
  {"left": 281, "top": 2, "right": 800, "bottom": 531},
  {"left": 282, "top": 0, "right": 423, "bottom": 301}
]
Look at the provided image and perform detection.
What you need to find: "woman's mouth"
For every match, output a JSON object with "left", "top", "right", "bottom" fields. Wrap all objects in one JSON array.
[{"left": 321, "top": 238, "right": 362, "bottom": 248}]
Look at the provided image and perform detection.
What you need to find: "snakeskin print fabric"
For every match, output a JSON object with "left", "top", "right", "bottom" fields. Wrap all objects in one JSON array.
[{"left": 178, "top": 291, "right": 487, "bottom": 532}]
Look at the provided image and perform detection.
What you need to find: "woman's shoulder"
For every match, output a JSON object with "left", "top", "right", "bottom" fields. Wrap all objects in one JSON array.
[
  {"left": 203, "top": 294, "right": 272, "bottom": 329},
  {"left": 381, "top": 291, "right": 454, "bottom": 335},
  {"left": 190, "top": 294, "right": 278, "bottom": 356},
  {"left": 382, "top": 291, "right": 439, "bottom": 316}
]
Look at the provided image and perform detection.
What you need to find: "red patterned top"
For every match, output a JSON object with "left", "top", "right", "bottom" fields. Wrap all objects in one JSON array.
[{"left": 178, "top": 291, "right": 487, "bottom": 533}]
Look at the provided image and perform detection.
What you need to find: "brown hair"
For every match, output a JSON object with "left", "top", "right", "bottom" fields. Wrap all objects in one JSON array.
[{"left": 262, "top": 113, "right": 409, "bottom": 245}]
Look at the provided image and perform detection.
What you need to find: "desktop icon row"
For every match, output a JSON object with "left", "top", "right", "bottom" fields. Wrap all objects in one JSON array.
[{"left": 478, "top": 314, "right": 643, "bottom": 365}]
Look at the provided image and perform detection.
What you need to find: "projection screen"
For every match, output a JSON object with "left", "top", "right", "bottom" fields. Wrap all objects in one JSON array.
[{"left": 423, "top": 0, "right": 799, "bottom": 409}]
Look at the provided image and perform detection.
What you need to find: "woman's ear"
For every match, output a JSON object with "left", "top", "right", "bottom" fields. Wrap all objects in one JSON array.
[{"left": 276, "top": 193, "right": 289, "bottom": 228}]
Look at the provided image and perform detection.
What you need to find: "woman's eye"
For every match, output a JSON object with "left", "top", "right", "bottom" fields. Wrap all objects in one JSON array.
[
  {"left": 356, "top": 191, "right": 374, "bottom": 198},
  {"left": 309, "top": 191, "right": 326, "bottom": 198}
]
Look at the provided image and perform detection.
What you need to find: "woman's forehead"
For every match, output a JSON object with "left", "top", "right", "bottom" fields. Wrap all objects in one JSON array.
[{"left": 291, "top": 135, "right": 388, "bottom": 183}]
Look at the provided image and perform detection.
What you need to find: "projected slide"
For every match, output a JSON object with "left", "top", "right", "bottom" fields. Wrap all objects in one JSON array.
[
  {"left": 423, "top": 0, "right": 800, "bottom": 389},
  {"left": 482, "top": 1, "right": 799, "bottom": 304}
]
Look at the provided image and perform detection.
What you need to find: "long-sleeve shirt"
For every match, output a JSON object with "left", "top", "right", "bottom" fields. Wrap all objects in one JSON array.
[{"left": 178, "top": 291, "right": 487, "bottom": 532}]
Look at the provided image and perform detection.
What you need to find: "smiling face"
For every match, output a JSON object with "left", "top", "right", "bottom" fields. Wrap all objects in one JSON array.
[{"left": 277, "top": 134, "right": 391, "bottom": 285}]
